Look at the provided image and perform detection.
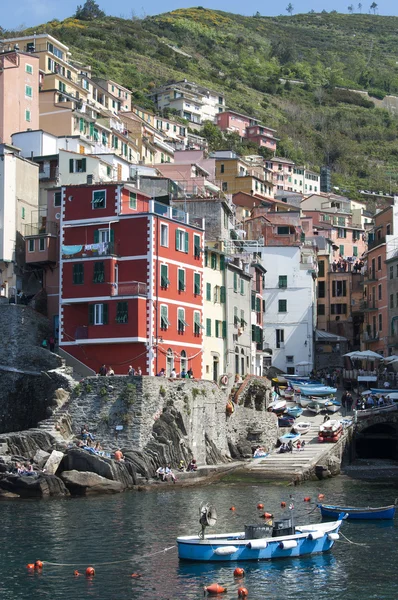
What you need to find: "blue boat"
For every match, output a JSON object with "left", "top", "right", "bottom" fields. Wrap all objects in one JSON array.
[
  {"left": 278, "top": 416, "right": 295, "bottom": 428},
  {"left": 370, "top": 388, "right": 398, "bottom": 395},
  {"left": 286, "top": 406, "right": 303, "bottom": 418},
  {"left": 279, "top": 432, "right": 300, "bottom": 444},
  {"left": 300, "top": 386, "right": 337, "bottom": 397},
  {"left": 319, "top": 503, "right": 396, "bottom": 520},
  {"left": 177, "top": 504, "right": 344, "bottom": 562}
]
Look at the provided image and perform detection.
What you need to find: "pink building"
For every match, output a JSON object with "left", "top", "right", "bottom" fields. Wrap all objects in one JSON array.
[
  {"left": 0, "top": 46, "right": 39, "bottom": 144},
  {"left": 245, "top": 125, "right": 278, "bottom": 151},
  {"left": 265, "top": 157, "right": 295, "bottom": 191},
  {"left": 156, "top": 152, "right": 221, "bottom": 197},
  {"left": 215, "top": 110, "right": 259, "bottom": 138}
]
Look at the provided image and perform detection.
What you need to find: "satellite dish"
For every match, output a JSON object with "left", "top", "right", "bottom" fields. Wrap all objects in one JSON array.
[{"left": 199, "top": 502, "right": 217, "bottom": 538}]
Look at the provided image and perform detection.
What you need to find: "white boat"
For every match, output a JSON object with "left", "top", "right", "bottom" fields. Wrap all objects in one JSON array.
[
  {"left": 298, "top": 396, "right": 313, "bottom": 408},
  {"left": 318, "top": 419, "right": 343, "bottom": 443},
  {"left": 324, "top": 399, "right": 342, "bottom": 413},
  {"left": 293, "top": 421, "right": 311, "bottom": 435},
  {"left": 355, "top": 404, "right": 398, "bottom": 419},
  {"left": 307, "top": 401, "right": 322, "bottom": 414},
  {"left": 268, "top": 399, "right": 287, "bottom": 414}
]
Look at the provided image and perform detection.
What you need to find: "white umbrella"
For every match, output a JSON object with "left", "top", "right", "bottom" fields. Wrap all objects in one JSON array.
[
  {"left": 295, "top": 361, "right": 312, "bottom": 366},
  {"left": 383, "top": 355, "right": 398, "bottom": 363},
  {"left": 387, "top": 393, "right": 398, "bottom": 400},
  {"left": 344, "top": 350, "right": 383, "bottom": 360},
  {"left": 361, "top": 390, "right": 373, "bottom": 396},
  {"left": 343, "top": 351, "right": 361, "bottom": 358}
]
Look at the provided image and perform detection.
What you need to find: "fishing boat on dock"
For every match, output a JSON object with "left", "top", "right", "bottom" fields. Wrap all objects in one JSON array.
[
  {"left": 279, "top": 432, "right": 301, "bottom": 444},
  {"left": 319, "top": 503, "right": 396, "bottom": 520},
  {"left": 318, "top": 420, "right": 343, "bottom": 443},
  {"left": 293, "top": 421, "right": 311, "bottom": 435},
  {"left": 177, "top": 503, "right": 344, "bottom": 562},
  {"left": 286, "top": 405, "right": 303, "bottom": 418}
]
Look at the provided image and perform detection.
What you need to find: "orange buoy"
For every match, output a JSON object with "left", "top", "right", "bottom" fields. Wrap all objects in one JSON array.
[
  {"left": 230, "top": 506, "right": 236, "bottom": 511},
  {"left": 131, "top": 573, "right": 142, "bottom": 578},
  {"left": 264, "top": 512, "right": 273, "bottom": 518},
  {"left": 35, "top": 560, "right": 43, "bottom": 570},
  {"left": 318, "top": 493, "right": 325, "bottom": 500},
  {"left": 204, "top": 583, "right": 227, "bottom": 594},
  {"left": 234, "top": 567, "right": 245, "bottom": 577},
  {"left": 27, "top": 564, "right": 35, "bottom": 570},
  {"left": 304, "top": 497, "right": 311, "bottom": 502},
  {"left": 74, "top": 570, "right": 80, "bottom": 577},
  {"left": 238, "top": 587, "right": 249, "bottom": 597},
  {"left": 281, "top": 501, "right": 286, "bottom": 508},
  {"left": 257, "top": 503, "right": 264, "bottom": 510},
  {"left": 85, "top": 567, "right": 95, "bottom": 577}
]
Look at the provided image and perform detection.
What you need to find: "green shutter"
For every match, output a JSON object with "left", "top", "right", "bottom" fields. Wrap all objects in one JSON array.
[
  {"left": 215, "top": 320, "right": 220, "bottom": 338},
  {"left": 194, "top": 273, "right": 200, "bottom": 295},
  {"left": 206, "top": 318, "right": 211, "bottom": 337},
  {"left": 110, "top": 229, "right": 114, "bottom": 244},
  {"left": 204, "top": 250, "right": 208, "bottom": 267},
  {"left": 211, "top": 253, "right": 217, "bottom": 269},
  {"left": 206, "top": 282, "right": 211, "bottom": 301},
  {"left": 103, "top": 303, "right": 108, "bottom": 325},
  {"left": 175, "top": 229, "right": 180, "bottom": 251},
  {"left": 252, "top": 324, "right": 256, "bottom": 342},
  {"left": 90, "top": 122, "right": 94, "bottom": 137},
  {"left": 161, "top": 264, "right": 168, "bottom": 287},
  {"left": 251, "top": 293, "right": 256, "bottom": 311},
  {"left": 81, "top": 158, "right": 86, "bottom": 172},
  {"left": 184, "top": 231, "right": 189, "bottom": 253},
  {"left": 233, "top": 272, "right": 238, "bottom": 292},
  {"left": 240, "top": 278, "right": 244, "bottom": 295},
  {"left": 79, "top": 118, "right": 84, "bottom": 132},
  {"left": 256, "top": 297, "right": 261, "bottom": 312},
  {"left": 69, "top": 158, "right": 74, "bottom": 173},
  {"left": 222, "top": 320, "right": 227, "bottom": 338},
  {"left": 89, "top": 305, "right": 94, "bottom": 325},
  {"left": 178, "top": 269, "right": 185, "bottom": 291},
  {"left": 220, "top": 286, "right": 226, "bottom": 303},
  {"left": 94, "top": 230, "right": 99, "bottom": 243},
  {"left": 220, "top": 254, "right": 225, "bottom": 271},
  {"left": 194, "top": 235, "right": 200, "bottom": 257}
]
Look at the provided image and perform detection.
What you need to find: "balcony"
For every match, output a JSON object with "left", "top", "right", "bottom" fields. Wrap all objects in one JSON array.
[
  {"left": 39, "top": 166, "right": 59, "bottom": 181},
  {"left": 111, "top": 281, "right": 147, "bottom": 297},
  {"left": 61, "top": 241, "right": 118, "bottom": 260},
  {"left": 25, "top": 221, "right": 58, "bottom": 237},
  {"left": 363, "top": 331, "right": 379, "bottom": 342},
  {"left": 368, "top": 235, "right": 386, "bottom": 251},
  {"left": 360, "top": 300, "right": 378, "bottom": 311}
]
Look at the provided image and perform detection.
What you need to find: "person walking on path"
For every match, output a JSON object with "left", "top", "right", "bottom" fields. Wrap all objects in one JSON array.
[{"left": 341, "top": 391, "right": 347, "bottom": 416}]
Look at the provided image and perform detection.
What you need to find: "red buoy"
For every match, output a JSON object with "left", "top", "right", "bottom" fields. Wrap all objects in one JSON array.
[
  {"left": 257, "top": 503, "right": 264, "bottom": 510},
  {"left": 204, "top": 583, "right": 227, "bottom": 594},
  {"left": 281, "top": 501, "right": 286, "bottom": 508},
  {"left": 304, "top": 497, "right": 311, "bottom": 502},
  {"left": 131, "top": 573, "right": 142, "bottom": 578},
  {"left": 86, "top": 567, "right": 95, "bottom": 577},
  {"left": 234, "top": 567, "right": 245, "bottom": 577},
  {"left": 35, "top": 560, "right": 43, "bottom": 570},
  {"left": 230, "top": 506, "right": 236, "bottom": 511},
  {"left": 238, "top": 587, "right": 249, "bottom": 597},
  {"left": 27, "top": 564, "right": 35, "bottom": 570},
  {"left": 74, "top": 570, "right": 80, "bottom": 577}
]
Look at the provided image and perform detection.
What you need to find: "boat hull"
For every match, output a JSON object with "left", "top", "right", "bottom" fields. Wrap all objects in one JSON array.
[
  {"left": 319, "top": 504, "right": 395, "bottom": 520},
  {"left": 177, "top": 521, "right": 342, "bottom": 561},
  {"left": 286, "top": 406, "right": 303, "bottom": 418}
]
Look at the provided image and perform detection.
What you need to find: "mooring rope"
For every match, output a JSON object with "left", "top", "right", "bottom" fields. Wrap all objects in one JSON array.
[
  {"left": 337, "top": 531, "right": 369, "bottom": 547},
  {"left": 42, "top": 545, "right": 176, "bottom": 567}
]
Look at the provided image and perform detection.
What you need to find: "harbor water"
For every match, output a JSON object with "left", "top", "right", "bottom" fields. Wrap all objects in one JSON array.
[{"left": 1, "top": 474, "right": 398, "bottom": 599}]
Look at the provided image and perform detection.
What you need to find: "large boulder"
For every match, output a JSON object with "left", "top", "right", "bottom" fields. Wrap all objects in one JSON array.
[
  {"left": 327, "top": 455, "right": 341, "bottom": 477},
  {"left": 0, "top": 430, "right": 56, "bottom": 457},
  {"left": 0, "top": 474, "right": 69, "bottom": 498},
  {"left": 61, "top": 470, "right": 124, "bottom": 495},
  {"left": 33, "top": 449, "right": 51, "bottom": 469},
  {"left": 61, "top": 448, "right": 137, "bottom": 488},
  {"left": 44, "top": 450, "right": 64, "bottom": 475}
]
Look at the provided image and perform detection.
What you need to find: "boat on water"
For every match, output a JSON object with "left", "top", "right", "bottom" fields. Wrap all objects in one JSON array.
[
  {"left": 177, "top": 503, "right": 344, "bottom": 562},
  {"left": 279, "top": 432, "right": 301, "bottom": 444},
  {"left": 300, "top": 386, "right": 337, "bottom": 397},
  {"left": 370, "top": 388, "right": 398, "bottom": 395},
  {"left": 293, "top": 421, "right": 311, "bottom": 435},
  {"left": 324, "top": 399, "right": 342, "bottom": 413},
  {"left": 319, "top": 503, "right": 396, "bottom": 520},
  {"left": 318, "top": 420, "right": 343, "bottom": 443},
  {"left": 286, "top": 405, "right": 303, "bottom": 418}
]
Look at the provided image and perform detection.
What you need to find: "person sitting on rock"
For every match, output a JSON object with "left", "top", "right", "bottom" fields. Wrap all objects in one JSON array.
[
  {"left": 178, "top": 460, "right": 185, "bottom": 471},
  {"left": 180, "top": 368, "right": 187, "bottom": 378},
  {"left": 114, "top": 449, "right": 124, "bottom": 462},
  {"left": 165, "top": 464, "right": 176, "bottom": 483},
  {"left": 99, "top": 364, "right": 107, "bottom": 376},
  {"left": 187, "top": 458, "right": 197, "bottom": 471},
  {"left": 156, "top": 466, "right": 166, "bottom": 481},
  {"left": 128, "top": 365, "right": 135, "bottom": 376},
  {"left": 170, "top": 368, "right": 177, "bottom": 379},
  {"left": 106, "top": 366, "right": 115, "bottom": 376}
]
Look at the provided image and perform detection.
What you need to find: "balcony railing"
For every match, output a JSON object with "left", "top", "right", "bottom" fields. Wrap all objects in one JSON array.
[
  {"left": 111, "top": 281, "right": 147, "bottom": 297},
  {"left": 61, "top": 241, "right": 118, "bottom": 259},
  {"left": 363, "top": 331, "right": 379, "bottom": 342},
  {"left": 39, "top": 166, "right": 58, "bottom": 181},
  {"left": 25, "top": 221, "right": 58, "bottom": 237},
  {"left": 368, "top": 235, "right": 386, "bottom": 251},
  {"left": 360, "top": 300, "right": 378, "bottom": 311}
]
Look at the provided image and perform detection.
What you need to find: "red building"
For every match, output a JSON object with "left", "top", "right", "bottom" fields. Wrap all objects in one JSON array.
[{"left": 59, "top": 183, "right": 204, "bottom": 376}]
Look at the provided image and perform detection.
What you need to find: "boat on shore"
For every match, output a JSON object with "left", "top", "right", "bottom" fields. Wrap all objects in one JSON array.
[
  {"left": 286, "top": 406, "right": 303, "bottom": 418},
  {"left": 268, "top": 399, "right": 287, "bottom": 415},
  {"left": 300, "top": 386, "right": 337, "bottom": 397},
  {"left": 177, "top": 503, "right": 344, "bottom": 562},
  {"left": 370, "top": 388, "right": 398, "bottom": 395},
  {"left": 319, "top": 503, "right": 396, "bottom": 520},
  {"left": 324, "top": 399, "right": 342, "bottom": 413},
  {"left": 293, "top": 421, "right": 311, "bottom": 435},
  {"left": 278, "top": 416, "right": 296, "bottom": 428},
  {"left": 307, "top": 401, "right": 322, "bottom": 414},
  {"left": 318, "top": 420, "right": 343, "bottom": 443},
  {"left": 279, "top": 432, "right": 301, "bottom": 444}
]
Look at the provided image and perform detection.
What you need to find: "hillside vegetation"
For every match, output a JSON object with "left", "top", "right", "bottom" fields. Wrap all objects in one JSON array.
[{"left": 11, "top": 9, "right": 398, "bottom": 197}]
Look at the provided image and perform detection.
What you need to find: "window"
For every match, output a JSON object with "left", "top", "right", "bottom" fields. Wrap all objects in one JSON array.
[
  {"left": 286, "top": 356, "right": 294, "bottom": 364},
  {"left": 206, "top": 282, "right": 211, "bottom": 301},
  {"left": 240, "top": 278, "right": 245, "bottom": 295},
  {"left": 211, "top": 253, "right": 217, "bottom": 269},
  {"left": 222, "top": 182, "right": 228, "bottom": 192},
  {"left": 25, "top": 64, "right": 33, "bottom": 74},
  {"left": 194, "top": 234, "right": 201, "bottom": 258},
  {"left": 215, "top": 320, "right": 221, "bottom": 338},
  {"left": 129, "top": 192, "right": 137, "bottom": 209},
  {"left": 206, "top": 318, "right": 211, "bottom": 337},
  {"left": 25, "top": 85, "right": 32, "bottom": 98},
  {"left": 39, "top": 238, "right": 45, "bottom": 252},
  {"left": 318, "top": 281, "right": 325, "bottom": 298},
  {"left": 116, "top": 302, "right": 128, "bottom": 324},
  {"left": 194, "top": 311, "right": 202, "bottom": 335},
  {"left": 28, "top": 239, "right": 35, "bottom": 252},
  {"left": 390, "top": 265, "right": 394, "bottom": 280},
  {"left": 176, "top": 229, "right": 188, "bottom": 253},
  {"left": 353, "top": 246, "right": 358, "bottom": 257},
  {"left": 92, "top": 190, "right": 106, "bottom": 209},
  {"left": 379, "top": 313, "right": 383, "bottom": 331},
  {"left": 160, "top": 264, "right": 169, "bottom": 288},
  {"left": 278, "top": 299, "right": 287, "bottom": 312},
  {"left": 278, "top": 275, "right": 287, "bottom": 288},
  {"left": 318, "top": 260, "right": 325, "bottom": 277},
  {"left": 93, "top": 262, "right": 105, "bottom": 283},
  {"left": 276, "top": 329, "right": 284, "bottom": 348},
  {"left": 160, "top": 224, "right": 168, "bottom": 247},
  {"left": 234, "top": 306, "right": 239, "bottom": 326},
  {"left": 339, "top": 245, "right": 344, "bottom": 256},
  {"left": 390, "top": 294, "right": 394, "bottom": 309},
  {"left": 69, "top": 158, "right": 86, "bottom": 173},
  {"left": 220, "top": 254, "right": 225, "bottom": 271},
  {"left": 332, "top": 281, "right": 347, "bottom": 297},
  {"left": 220, "top": 164, "right": 225, "bottom": 174},
  {"left": 220, "top": 286, "right": 226, "bottom": 303},
  {"left": 73, "top": 263, "right": 84, "bottom": 285},
  {"left": 233, "top": 272, "right": 238, "bottom": 292},
  {"left": 277, "top": 226, "right": 289, "bottom": 235},
  {"left": 160, "top": 305, "right": 170, "bottom": 330},
  {"left": 318, "top": 303, "right": 325, "bottom": 315},
  {"left": 178, "top": 308, "right": 188, "bottom": 333},
  {"left": 387, "top": 224, "right": 391, "bottom": 235},
  {"left": 240, "top": 309, "right": 246, "bottom": 327},
  {"left": 89, "top": 303, "right": 108, "bottom": 325},
  {"left": 378, "top": 255, "right": 382, "bottom": 271},
  {"left": 331, "top": 304, "right": 347, "bottom": 315},
  {"left": 378, "top": 284, "right": 382, "bottom": 300},
  {"left": 54, "top": 192, "right": 61, "bottom": 207},
  {"left": 21, "top": 207, "right": 25, "bottom": 220},
  {"left": 194, "top": 273, "right": 201, "bottom": 295},
  {"left": 178, "top": 268, "right": 185, "bottom": 292},
  {"left": 396, "top": 264, "right": 398, "bottom": 278},
  {"left": 25, "top": 109, "right": 31, "bottom": 122}
]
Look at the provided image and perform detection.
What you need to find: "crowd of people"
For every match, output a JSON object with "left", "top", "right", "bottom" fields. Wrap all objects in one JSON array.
[
  {"left": 97, "top": 365, "right": 195, "bottom": 378},
  {"left": 331, "top": 258, "right": 364, "bottom": 273}
]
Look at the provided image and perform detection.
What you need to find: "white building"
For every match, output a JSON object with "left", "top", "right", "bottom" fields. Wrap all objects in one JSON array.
[
  {"left": 203, "top": 250, "right": 227, "bottom": 382},
  {"left": 292, "top": 167, "right": 320, "bottom": 194},
  {"left": 149, "top": 79, "right": 225, "bottom": 127},
  {"left": 261, "top": 245, "right": 317, "bottom": 374}
]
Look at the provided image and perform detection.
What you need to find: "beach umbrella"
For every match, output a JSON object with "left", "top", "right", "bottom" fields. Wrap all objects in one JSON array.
[
  {"left": 361, "top": 390, "right": 373, "bottom": 396},
  {"left": 359, "top": 350, "right": 384, "bottom": 360},
  {"left": 295, "top": 361, "right": 312, "bottom": 366}
]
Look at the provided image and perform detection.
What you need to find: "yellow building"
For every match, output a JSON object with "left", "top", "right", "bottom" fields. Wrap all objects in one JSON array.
[{"left": 214, "top": 152, "right": 274, "bottom": 198}]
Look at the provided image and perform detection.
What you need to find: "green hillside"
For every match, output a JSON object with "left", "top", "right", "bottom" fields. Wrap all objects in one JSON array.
[{"left": 12, "top": 8, "right": 398, "bottom": 197}]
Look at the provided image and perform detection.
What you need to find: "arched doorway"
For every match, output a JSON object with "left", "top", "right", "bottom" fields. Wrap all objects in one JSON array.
[
  {"left": 180, "top": 349, "right": 187, "bottom": 374},
  {"left": 166, "top": 348, "right": 173, "bottom": 376}
]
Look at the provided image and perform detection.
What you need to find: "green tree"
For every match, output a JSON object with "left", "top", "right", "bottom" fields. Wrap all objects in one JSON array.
[
  {"left": 75, "top": 0, "right": 105, "bottom": 20},
  {"left": 370, "top": 2, "right": 377, "bottom": 13},
  {"left": 348, "top": 4, "right": 354, "bottom": 13},
  {"left": 358, "top": 2, "right": 362, "bottom": 12},
  {"left": 286, "top": 3, "right": 294, "bottom": 15}
]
